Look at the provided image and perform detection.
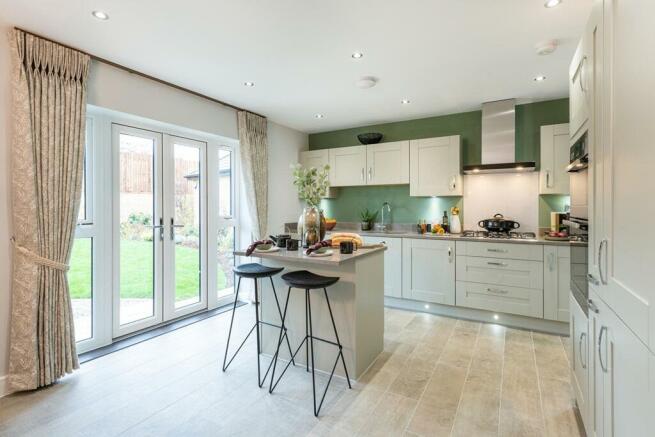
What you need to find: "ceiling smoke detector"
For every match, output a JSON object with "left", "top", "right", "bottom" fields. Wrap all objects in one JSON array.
[
  {"left": 535, "top": 40, "right": 558, "bottom": 56},
  {"left": 355, "top": 76, "right": 378, "bottom": 89}
]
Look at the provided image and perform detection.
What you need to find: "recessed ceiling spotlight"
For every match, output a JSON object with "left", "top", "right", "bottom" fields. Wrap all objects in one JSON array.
[
  {"left": 243, "top": 81, "right": 255, "bottom": 87},
  {"left": 544, "top": 0, "right": 562, "bottom": 8},
  {"left": 91, "top": 10, "right": 109, "bottom": 20},
  {"left": 351, "top": 52, "right": 364, "bottom": 59},
  {"left": 534, "top": 75, "right": 547, "bottom": 82},
  {"left": 314, "top": 113, "right": 324, "bottom": 119},
  {"left": 401, "top": 99, "right": 411, "bottom": 105}
]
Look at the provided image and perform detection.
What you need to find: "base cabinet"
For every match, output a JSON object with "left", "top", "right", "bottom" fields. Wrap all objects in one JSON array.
[
  {"left": 570, "top": 294, "right": 590, "bottom": 433},
  {"left": 544, "top": 246, "right": 571, "bottom": 322},
  {"left": 363, "top": 236, "right": 402, "bottom": 298},
  {"left": 402, "top": 239, "right": 455, "bottom": 304}
]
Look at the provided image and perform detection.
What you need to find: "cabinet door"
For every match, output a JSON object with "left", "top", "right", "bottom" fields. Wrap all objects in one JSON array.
[
  {"left": 300, "top": 150, "right": 336, "bottom": 198},
  {"left": 409, "top": 136, "right": 462, "bottom": 196},
  {"left": 539, "top": 124, "right": 570, "bottom": 194},
  {"left": 599, "top": 0, "right": 655, "bottom": 353},
  {"left": 363, "top": 236, "right": 402, "bottom": 298},
  {"left": 570, "top": 294, "right": 590, "bottom": 433},
  {"left": 402, "top": 238, "right": 455, "bottom": 304},
  {"left": 544, "top": 246, "right": 571, "bottom": 322},
  {"left": 569, "top": 40, "right": 590, "bottom": 141},
  {"left": 366, "top": 141, "right": 409, "bottom": 185},
  {"left": 328, "top": 146, "right": 367, "bottom": 187}
]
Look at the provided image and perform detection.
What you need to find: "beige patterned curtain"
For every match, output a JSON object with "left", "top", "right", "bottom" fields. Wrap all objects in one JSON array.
[
  {"left": 8, "top": 29, "right": 90, "bottom": 391},
  {"left": 237, "top": 111, "right": 268, "bottom": 239}
]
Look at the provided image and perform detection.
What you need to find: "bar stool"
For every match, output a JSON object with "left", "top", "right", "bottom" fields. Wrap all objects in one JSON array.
[
  {"left": 222, "top": 263, "right": 295, "bottom": 387},
  {"left": 269, "top": 270, "right": 352, "bottom": 416}
]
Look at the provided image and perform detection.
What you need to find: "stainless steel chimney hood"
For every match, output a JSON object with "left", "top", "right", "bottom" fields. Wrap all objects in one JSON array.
[{"left": 462, "top": 99, "right": 536, "bottom": 174}]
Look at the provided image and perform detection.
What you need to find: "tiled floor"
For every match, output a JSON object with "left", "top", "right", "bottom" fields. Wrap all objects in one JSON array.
[{"left": 0, "top": 307, "right": 584, "bottom": 437}]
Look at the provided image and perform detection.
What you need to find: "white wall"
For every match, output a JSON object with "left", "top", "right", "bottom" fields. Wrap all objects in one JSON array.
[
  {"left": 463, "top": 173, "right": 539, "bottom": 233},
  {"left": 0, "top": 27, "right": 307, "bottom": 396},
  {"left": 0, "top": 19, "right": 13, "bottom": 397}
]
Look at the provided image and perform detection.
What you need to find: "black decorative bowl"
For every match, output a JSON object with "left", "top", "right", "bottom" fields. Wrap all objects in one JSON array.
[{"left": 357, "top": 132, "right": 383, "bottom": 145}]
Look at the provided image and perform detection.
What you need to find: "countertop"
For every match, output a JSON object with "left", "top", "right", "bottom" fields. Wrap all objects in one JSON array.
[
  {"left": 234, "top": 245, "right": 387, "bottom": 266},
  {"left": 327, "top": 229, "right": 585, "bottom": 247}
]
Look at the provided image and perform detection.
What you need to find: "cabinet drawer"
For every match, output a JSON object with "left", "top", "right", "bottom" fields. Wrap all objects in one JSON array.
[
  {"left": 456, "top": 241, "right": 543, "bottom": 261},
  {"left": 456, "top": 281, "right": 543, "bottom": 318},
  {"left": 456, "top": 256, "right": 544, "bottom": 289}
]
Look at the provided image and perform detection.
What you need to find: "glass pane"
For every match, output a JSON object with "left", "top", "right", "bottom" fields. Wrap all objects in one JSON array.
[
  {"left": 218, "top": 149, "right": 232, "bottom": 217},
  {"left": 78, "top": 124, "right": 90, "bottom": 223},
  {"left": 69, "top": 238, "right": 92, "bottom": 342},
  {"left": 174, "top": 143, "right": 201, "bottom": 309},
  {"left": 119, "top": 133, "right": 155, "bottom": 325},
  {"left": 217, "top": 226, "right": 235, "bottom": 299}
]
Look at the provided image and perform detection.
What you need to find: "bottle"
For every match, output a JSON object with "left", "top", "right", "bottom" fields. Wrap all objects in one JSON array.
[{"left": 442, "top": 211, "right": 450, "bottom": 233}]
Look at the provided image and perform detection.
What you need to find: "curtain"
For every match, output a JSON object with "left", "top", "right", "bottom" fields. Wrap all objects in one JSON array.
[
  {"left": 237, "top": 111, "right": 268, "bottom": 240},
  {"left": 8, "top": 29, "right": 90, "bottom": 391}
]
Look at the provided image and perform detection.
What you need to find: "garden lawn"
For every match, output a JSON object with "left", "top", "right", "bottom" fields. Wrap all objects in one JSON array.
[{"left": 68, "top": 239, "right": 228, "bottom": 299}]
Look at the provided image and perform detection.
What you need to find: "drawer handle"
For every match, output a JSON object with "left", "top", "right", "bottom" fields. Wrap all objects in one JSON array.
[
  {"left": 487, "top": 248, "right": 508, "bottom": 253},
  {"left": 486, "top": 287, "right": 508, "bottom": 294},
  {"left": 487, "top": 261, "right": 507, "bottom": 267}
]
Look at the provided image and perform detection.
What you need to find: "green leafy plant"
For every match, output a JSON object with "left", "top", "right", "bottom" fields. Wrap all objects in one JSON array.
[
  {"left": 291, "top": 163, "right": 330, "bottom": 207},
  {"left": 360, "top": 208, "right": 378, "bottom": 224}
]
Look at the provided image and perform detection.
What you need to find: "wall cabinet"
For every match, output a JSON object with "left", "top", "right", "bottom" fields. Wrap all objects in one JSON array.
[
  {"left": 569, "top": 39, "right": 590, "bottom": 141},
  {"left": 409, "top": 136, "right": 462, "bottom": 197},
  {"left": 362, "top": 236, "right": 402, "bottom": 298},
  {"left": 544, "top": 246, "right": 571, "bottom": 322},
  {"left": 328, "top": 146, "right": 367, "bottom": 187},
  {"left": 365, "top": 141, "right": 410, "bottom": 185},
  {"left": 539, "top": 123, "right": 570, "bottom": 195},
  {"left": 402, "top": 238, "right": 455, "bottom": 304},
  {"left": 299, "top": 149, "right": 337, "bottom": 198},
  {"left": 570, "top": 294, "right": 590, "bottom": 433}
]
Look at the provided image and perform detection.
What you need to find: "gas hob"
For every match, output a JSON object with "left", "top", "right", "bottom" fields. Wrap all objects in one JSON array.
[{"left": 461, "top": 230, "right": 537, "bottom": 240}]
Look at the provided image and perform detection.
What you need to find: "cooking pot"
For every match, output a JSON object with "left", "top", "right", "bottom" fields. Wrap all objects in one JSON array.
[{"left": 478, "top": 214, "right": 520, "bottom": 232}]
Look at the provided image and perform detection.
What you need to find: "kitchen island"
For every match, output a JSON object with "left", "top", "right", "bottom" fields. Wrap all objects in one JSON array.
[{"left": 233, "top": 246, "right": 386, "bottom": 380}]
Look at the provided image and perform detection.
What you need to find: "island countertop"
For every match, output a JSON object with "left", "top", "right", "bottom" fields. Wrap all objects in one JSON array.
[{"left": 234, "top": 245, "right": 387, "bottom": 266}]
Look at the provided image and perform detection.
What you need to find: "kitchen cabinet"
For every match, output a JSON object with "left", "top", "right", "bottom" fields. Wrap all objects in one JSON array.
[
  {"left": 409, "top": 135, "right": 462, "bottom": 197},
  {"left": 455, "top": 281, "right": 542, "bottom": 318},
  {"left": 362, "top": 236, "right": 402, "bottom": 298},
  {"left": 539, "top": 123, "right": 570, "bottom": 195},
  {"left": 544, "top": 246, "right": 571, "bottom": 322},
  {"left": 366, "top": 141, "right": 410, "bottom": 185},
  {"left": 569, "top": 39, "right": 590, "bottom": 141},
  {"left": 456, "top": 241, "right": 543, "bottom": 262},
  {"left": 402, "top": 238, "right": 455, "bottom": 304},
  {"left": 570, "top": 294, "right": 590, "bottom": 433},
  {"left": 299, "top": 149, "right": 337, "bottom": 198},
  {"left": 328, "top": 146, "right": 367, "bottom": 187},
  {"left": 589, "top": 288, "right": 654, "bottom": 437}
]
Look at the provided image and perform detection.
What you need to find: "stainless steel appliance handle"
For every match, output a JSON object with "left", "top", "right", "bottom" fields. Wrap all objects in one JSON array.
[
  {"left": 152, "top": 218, "right": 164, "bottom": 241},
  {"left": 598, "top": 326, "right": 608, "bottom": 373},
  {"left": 587, "top": 298, "right": 599, "bottom": 314},
  {"left": 579, "top": 332, "right": 587, "bottom": 369},
  {"left": 170, "top": 218, "right": 184, "bottom": 240},
  {"left": 486, "top": 287, "right": 508, "bottom": 294},
  {"left": 587, "top": 273, "right": 600, "bottom": 286},
  {"left": 487, "top": 261, "right": 507, "bottom": 267},
  {"left": 599, "top": 239, "right": 608, "bottom": 285}
]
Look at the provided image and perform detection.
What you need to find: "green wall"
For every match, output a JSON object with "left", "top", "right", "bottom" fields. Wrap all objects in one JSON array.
[{"left": 310, "top": 98, "right": 570, "bottom": 225}]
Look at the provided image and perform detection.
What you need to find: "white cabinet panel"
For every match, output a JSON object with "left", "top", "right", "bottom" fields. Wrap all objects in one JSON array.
[
  {"left": 402, "top": 238, "right": 455, "bottom": 304},
  {"left": 569, "top": 39, "right": 590, "bottom": 141},
  {"left": 455, "top": 281, "right": 543, "bottom": 318},
  {"left": 363, "top": 236, "right": 402, "bottom": 298},
  {"left": 544, "top": 246, "right": 571, "bottom": 322},
  {"left": 299, "top": 149, "right": 337, "bottom": 198},
  {"left": 366, "top": 141, "right": 409, "bottom": 185},
  {"left": 539, "top": 123, "right": 570, "bottom": 194},
  {"left": 456, "top": 256, "right": 543, "bottom": 290},
  {"left": 570, "top": 294, "right": 590, "bottom": 434},
  {"left": 456, "top": 241, "right": 543, "bottom": 261},
  {"left": 328, "top": 146, "right": 367, "bottom": 187},
  {"left": 409, "top": 136, "right": 462, "bottom": 196}
]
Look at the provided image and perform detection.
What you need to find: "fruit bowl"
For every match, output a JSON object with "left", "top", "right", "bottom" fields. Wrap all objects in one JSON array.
[{"left": 357, "top": 133, "right": 383, "bottom": 145}]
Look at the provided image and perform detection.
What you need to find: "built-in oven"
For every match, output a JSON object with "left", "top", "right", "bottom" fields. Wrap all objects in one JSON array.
[{"left": 567, "top": 132, "right": 588, "bottom": 220}]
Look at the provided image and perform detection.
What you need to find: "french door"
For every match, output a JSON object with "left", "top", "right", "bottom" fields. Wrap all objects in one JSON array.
[{"left": 112, "top": 124, "right": 207, "bottom": 337}]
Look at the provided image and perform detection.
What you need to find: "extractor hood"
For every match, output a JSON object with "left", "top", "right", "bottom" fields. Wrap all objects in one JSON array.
[{"left": 462, "top": 99, "right": 536, "bottom": 174}]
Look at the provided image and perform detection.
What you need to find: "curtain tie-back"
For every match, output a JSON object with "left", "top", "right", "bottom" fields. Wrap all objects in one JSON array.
[{"left": 11, "top": 237, "right": 70, "bottom": 271}]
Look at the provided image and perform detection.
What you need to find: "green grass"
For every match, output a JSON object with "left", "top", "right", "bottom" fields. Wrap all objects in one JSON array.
[{"left": 68, "top": 239, "right": 229, "bottom": 300}]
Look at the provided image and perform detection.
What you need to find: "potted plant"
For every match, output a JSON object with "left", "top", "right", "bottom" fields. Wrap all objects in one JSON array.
[
  {"left": 292, "top": 164, "right": 330, "bottom": 247},
  {"left": 360, "top": 208, "right": 378, "bottom": 231}
]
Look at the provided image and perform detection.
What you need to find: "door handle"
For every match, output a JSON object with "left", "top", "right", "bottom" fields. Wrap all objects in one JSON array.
[
  {"left": 546, "top": 170, "right": 550, "bottom": 188},
  {"left": 587, "top": 298, "right": 599, "bottom": 314},
  {"left": 599, "top": 239, "right": 608, "bottom": 285},
  {"left": 587, "top": 273, "right": 600, "bottom": 286},
  {"left": 368, "top": 167, "right": 372, "bottom": 181},
  {"left": 579, "top": 332, "right": 587, "bottom": 369},
  {"left": 598, "top": 326, "right": 608, "bottom": 373},
  {"left": 360, "top": 168, "right": 365, "bottom": 181},
  {"left": 170, "top": 218, "right": 184, "bottom": 240},
  {"left": 448, "top": 247, "right": 452, "bottom": 262},
  {"left": 152, "top": 218, "right": 164, "bottom": 241}
]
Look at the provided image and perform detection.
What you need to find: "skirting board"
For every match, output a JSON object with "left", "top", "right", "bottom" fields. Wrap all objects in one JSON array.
[
  {"left": 385, "top": 297, "right": 569, "bottom": 336},
  {"left": 0, "top": 375, "right": 9, "bottom": 399}
]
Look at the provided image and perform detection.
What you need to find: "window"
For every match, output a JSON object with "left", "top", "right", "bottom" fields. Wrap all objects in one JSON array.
[{"left": 215, "top": 146, "right": 236, "bottom": 300}]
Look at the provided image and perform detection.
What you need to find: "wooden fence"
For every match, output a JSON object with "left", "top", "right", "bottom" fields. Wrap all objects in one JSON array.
[{"left": 120, "top": 152, "right": 199, "bottom": 194}]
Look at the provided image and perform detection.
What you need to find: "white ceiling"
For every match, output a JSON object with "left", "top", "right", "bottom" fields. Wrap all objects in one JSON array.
[{"left": 0, "top": 0, "right": 591, "bottom": 133}]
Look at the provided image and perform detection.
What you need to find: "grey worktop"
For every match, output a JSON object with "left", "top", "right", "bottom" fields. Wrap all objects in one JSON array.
[{"left": 234, "top": 245, "right": 387, "bottom": 266}]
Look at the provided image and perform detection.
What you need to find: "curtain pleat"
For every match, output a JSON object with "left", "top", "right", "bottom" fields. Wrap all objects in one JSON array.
[
  {"left": 237, "top": 111, "right": 268, "bottom": 240},
  {"left": 8, "top": 29, "right": 90, "bottom": 391}
]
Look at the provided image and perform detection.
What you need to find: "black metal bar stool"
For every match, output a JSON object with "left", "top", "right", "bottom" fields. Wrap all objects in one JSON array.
[
  {"left": 222, "top": 263, "right": 295, "bottom": 387},
  {"left": 269, "top": 270, "right": 352, "bottom": 416}
]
